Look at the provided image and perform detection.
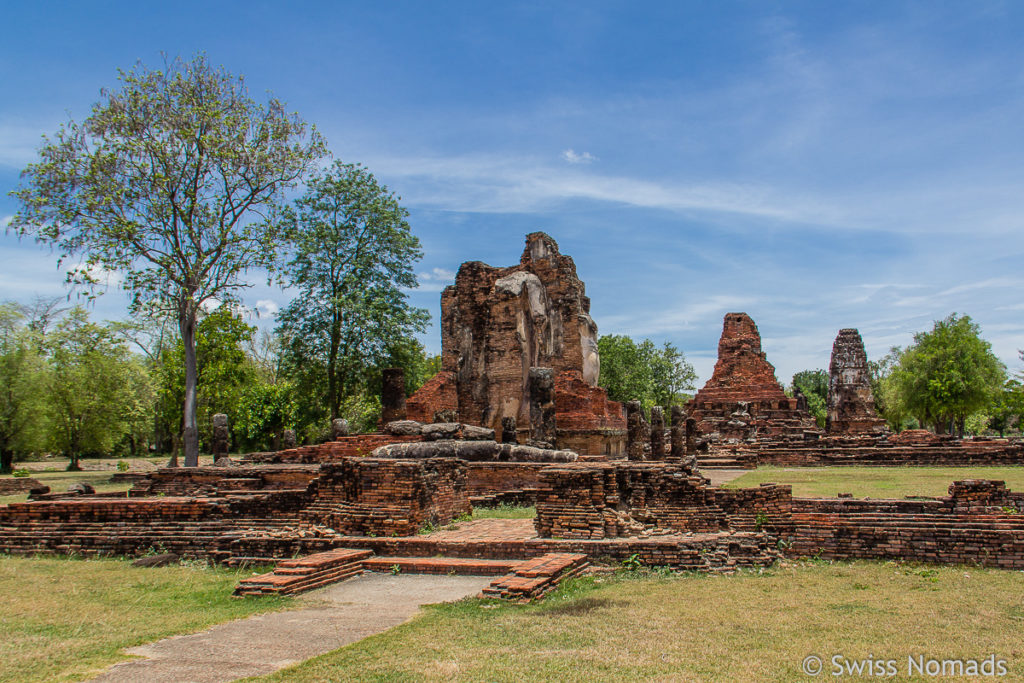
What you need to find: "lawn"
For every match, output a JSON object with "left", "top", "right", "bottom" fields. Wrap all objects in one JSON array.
[
  {"left": 249, "top": 560, "right": 1024, "bottom": 682},
  {"left": 0, "top": 470, "right": 131, "bottom": 505},
  {"left": 722, "top": 465, "right": 1024, "bottom": 499},
  {"left": 0, "top": 555, "right": 291, "bottom": 682}
]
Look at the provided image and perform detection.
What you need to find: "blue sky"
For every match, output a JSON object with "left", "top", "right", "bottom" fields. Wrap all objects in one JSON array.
[{"left": 2, "top": 1, "right": 1022, "bottom": 386}]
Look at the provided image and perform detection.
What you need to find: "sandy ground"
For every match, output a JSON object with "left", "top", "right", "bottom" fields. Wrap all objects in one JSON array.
[
  {"left": 702, "top": 469, "right": 749, "bottom": 486},
  {"left": 89, "top": 573, "right": 492, "bottom": 683}
]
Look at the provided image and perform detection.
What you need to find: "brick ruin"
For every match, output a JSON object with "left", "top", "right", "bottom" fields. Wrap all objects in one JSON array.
[
  {"left": 827, "top": 328, "right": 888, "bottom": 435},
  {"left": 2, "top": 234, "right": 1024, "bottom": 585},
  {"left": 688, "top": 313, "right": 820, "bottom": 442},
  {"left": 406, "top": 232, "right": 626, "bottom": 455}
]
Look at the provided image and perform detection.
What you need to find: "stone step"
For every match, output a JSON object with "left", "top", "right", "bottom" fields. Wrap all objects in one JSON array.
[
  {"left": 233, "top": 548, "right": 372, "bottom": 596},
  {"left": 480, "top": 552, "right": 589, "bottom": 602},
  {"left": 363, "top": 556, "right": 521, "bottom": 576}
]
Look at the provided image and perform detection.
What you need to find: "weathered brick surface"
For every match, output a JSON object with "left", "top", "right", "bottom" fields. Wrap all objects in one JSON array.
[
  {"left": 534, "top": 462, "right": 792, "bottom": 539},
  {"left": 406, "top": 371, "right": 458, "bottom": 422},
  {"left": 688, "top": 313, "right": 819, "bottom": 440},
  {"left": 130, "top": 464, "right": 320, "bottom": 496},
  {"left": 244, "top": 434, "right": 425, "bottom": 464},
  {"left": 827, "top": 329, "right": 888, "bottom": 435},
  {"left": 480, "top": 552, "right": 589, "bottom": 601},
  {"left": 786, "top": 480, "right": 1024, "bottom": 568},
  {"left": 233, "top": 549, "right": 371, "bottom": 596},
  {"left": 405, "top": 233, "right": 625, "bottom": 453},
  {"left": 707, "top": 434, "right": 1024, "bottom": 467},
  {"left": 300, "top": 458, "right": 471, "bottom": 536},
  {"left": 0, "top": 477, "right": 44, "bottom": 495}
]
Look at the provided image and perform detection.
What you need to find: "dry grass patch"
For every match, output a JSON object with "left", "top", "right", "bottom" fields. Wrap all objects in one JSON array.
[
  {"left": 0, "top": 554, "right": 291, "bottom": 682},
  {"left": 250, "top": 560, "right": 1024, "bottom": 682},
  {"left": 723, "top": 465, "right": 1024, "bottom": 499},
  {"left": 471, "top": 504, "right": 535, "bottom": 519}
]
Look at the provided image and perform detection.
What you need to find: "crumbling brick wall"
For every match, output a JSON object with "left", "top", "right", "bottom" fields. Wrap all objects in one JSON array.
[
  {"left": 787, "top": 480, "right": 1024, "bottom": 568},
  {"left": 534, "top": 462, "right": 792, "bottom": 539},
  {"left": 301, "top": 457, "right": 471, "bottom": 536}
]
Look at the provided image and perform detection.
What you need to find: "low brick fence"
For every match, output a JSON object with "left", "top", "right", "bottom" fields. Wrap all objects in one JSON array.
[
  {"left": 786, "top": 480, "right": 1024, "bottom": 568},
  {"left": 534, "top": 462, "right": 792, "bottom": 539}
]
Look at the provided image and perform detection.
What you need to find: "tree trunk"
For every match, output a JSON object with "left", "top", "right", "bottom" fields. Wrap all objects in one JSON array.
[
  {"left": 0, "top": 447, "right": 13, "bottom": 474},
  {"left": 180, "top": 303, "right": 200, "bottom": 467},
  {"left": 327, "top": 312, "right": 341, "bottom": 420}
]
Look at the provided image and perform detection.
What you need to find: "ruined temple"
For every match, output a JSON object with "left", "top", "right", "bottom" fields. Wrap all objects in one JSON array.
[
  {"left": 407, "top": 232, "right": 625, "bottom": 454},
  {"left": 688, "top": 313, "right": 819, "bottom": 440},
  {"left": 826, "top": 328, "right": 888, "bottom": 435}
]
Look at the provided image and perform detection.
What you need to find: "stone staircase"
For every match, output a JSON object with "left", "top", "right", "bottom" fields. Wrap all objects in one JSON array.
[
  {"left": 233, "top": 549, "right": 372, "bottom": 596},
  {"left": 232, "top": 549, "right": 588, "bottom": 602},
  {"left": 480, "top": 553, "right": 589, "bottom": 602}
]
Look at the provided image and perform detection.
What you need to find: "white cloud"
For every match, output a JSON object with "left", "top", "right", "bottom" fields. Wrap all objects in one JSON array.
[
  {"left": 561, "top": 149, "right": 597, "bottom": 164},
  {"left": 84, "top": 263, "right": 123, "bottom": 288},
  {"left": 200, "top": 298, "right": 221, "bottom": 313},
  {"left": 255, "top": 298, "right": 279, "bottom": 318},
  {"left": 419, "top": 267, "right": 456, "bottom": 282},
  {"left": 366, "top": 153, "right": 843, "bottom": 226},
  {"left": 416, "top": 266, "right": 456, "bottom": 292},
  {"left": 0, "top": 215, "right": 12, "bottom": 229}
]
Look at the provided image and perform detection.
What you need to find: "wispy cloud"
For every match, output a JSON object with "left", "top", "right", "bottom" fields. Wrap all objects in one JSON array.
[
  {"left": 0, "top": 122, "right": 49, "bottom": 169},
  {"left": 561, "top": 149, "right": 597, "bottom": 164},
  {"left": 367, "top": 153, "right": 844, "bottom": 226},
  {"left": 255, "top": 298, "right": 279, "bottom": 318},
  {"left": 416, "top": 266, "right": 456, "bottom": 292}
]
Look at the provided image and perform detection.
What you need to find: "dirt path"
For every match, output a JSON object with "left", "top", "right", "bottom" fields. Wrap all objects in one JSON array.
[
  {"left": 90, "top": 573, "right": 492, "bottom": 683},
  {"left": 703, "top": 469, "right": 749, "bottom": 486}
]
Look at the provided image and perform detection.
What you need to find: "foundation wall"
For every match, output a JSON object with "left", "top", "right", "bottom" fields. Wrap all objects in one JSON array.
[
  {"left": 786, "top": 481, "right": 1024, "bottom": 568},
  {"left": 301, "top": 458, "right": 471, "bottom": 536}
]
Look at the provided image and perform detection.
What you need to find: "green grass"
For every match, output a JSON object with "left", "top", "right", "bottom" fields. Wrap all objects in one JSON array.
[
  {"left": 722, "top": 465, "right": 1024, "bottom": 499},
  {"left": 0, "top": 554, "right": 292, "bottom": 682},
  {"left": 470, "top": 504, "right": 536, "bottom": 519},
  {"left": 248, "top": 560, "right": 1024, "bottom": 682},
  {"left": 0, "top": 470, "right": 132, "bottom": 505}
]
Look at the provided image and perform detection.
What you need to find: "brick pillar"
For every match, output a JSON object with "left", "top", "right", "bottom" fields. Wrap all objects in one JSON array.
[
  {"left": 626, "top": 401, "right": 650, "bottom": 461},
  {"left": 670, "top": 405, "right": 686, "bottom": 460},
  {"left": 211, "top": 413, "right": 229, "bottom": 460},
  {"left": 649, "top": 406, "right": 666, "bottom": 460},
  {"left": 528, "top": 367, "right": 556, "bottom": 447},
  {"left": 685, "top": 417, "right": 697, "bottom": 455},
  {"left": 381, "top": 368, "right": 407, "bottom": 425}
]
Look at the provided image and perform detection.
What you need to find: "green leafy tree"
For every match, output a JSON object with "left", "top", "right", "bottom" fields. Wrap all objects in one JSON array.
[
  {"left": 275, "top": 161, "right": 429, "bottom": 422},
  {"left": 0, "top": 303, "right": 50, "bottom": 472},
  {"left": 158, "top": 307, "right": 257, "bottom": 454},
  {"left": 9, "top": 54, "right": 325, "bottom": 466},
  {"left": 597, "top": 335, "right": 696, "bottom": 412},
  {"left": 988, "top": 379, "right": 1024, "bottom": 437},
  {"left": 894, "top": 313, "right": 1005, "bottom": 436},
  {"left": 46, "top": 308, "right": 152, "bottom": 470},
  {"left": 790, "top": 369, "right": 828, "bottom": 428},
  {"left": 236, "top": 380, "right": 298, "bottom": 451},
  {"left": 868, "top": 347, "right": 915, "bottom": 432}
]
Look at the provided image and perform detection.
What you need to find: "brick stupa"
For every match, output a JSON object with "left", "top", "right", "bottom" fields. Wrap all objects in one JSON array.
[
  {"left": 826, "top": 328, "right": 888, "bottom": 435},
  {"left": 687, "top": 313, "right": 819, "bottom": 440},
  {"left": 407, "top": 232, "right": 626, "bottom": 454}
]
